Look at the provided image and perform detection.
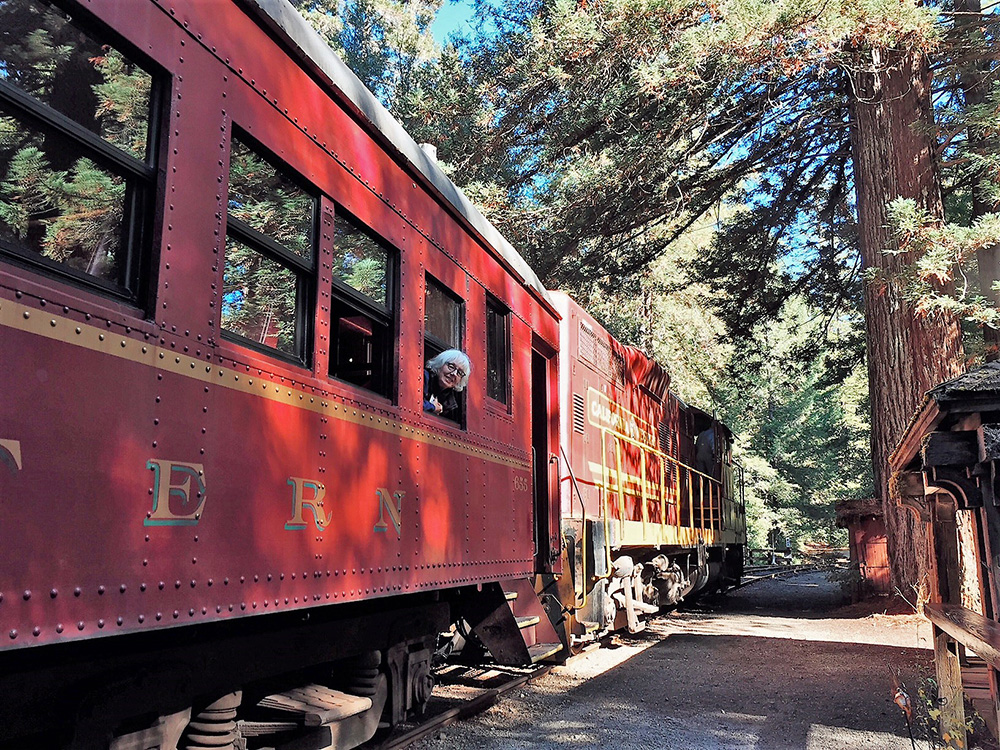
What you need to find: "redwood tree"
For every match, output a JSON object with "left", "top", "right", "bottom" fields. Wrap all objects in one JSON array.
[{"left": 849, "top": 47, "right": 966, "bottom": 588}]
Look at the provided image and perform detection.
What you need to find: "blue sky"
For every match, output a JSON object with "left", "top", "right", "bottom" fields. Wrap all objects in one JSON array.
[{"left": 431, "top": 0, "right": 476, "bottom": 42}]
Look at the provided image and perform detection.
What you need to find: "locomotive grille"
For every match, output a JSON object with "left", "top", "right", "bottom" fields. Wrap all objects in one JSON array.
[
  {"left": 658, "top": 421, "right": 671, "bottom": 454},
  {"left": 573, "top": 393, "right": 586, "bottom": 434},
  {"left": 579, "top": 321, "right": 596, "bottom": 363}
]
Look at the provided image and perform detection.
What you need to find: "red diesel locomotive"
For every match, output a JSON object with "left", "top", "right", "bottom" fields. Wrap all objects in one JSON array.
[{"left": 0, "top": 1, "right": 744, "bottom": 748}]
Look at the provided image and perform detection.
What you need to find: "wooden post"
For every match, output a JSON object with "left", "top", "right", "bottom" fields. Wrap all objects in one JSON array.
[{"left": 934, "top": 626, "right": 969, "bottom": 749}]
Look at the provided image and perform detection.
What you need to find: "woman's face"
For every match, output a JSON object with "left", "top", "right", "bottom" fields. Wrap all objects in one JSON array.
[{"left": 437, "top": 360, "right": 465, "bottom": 390}]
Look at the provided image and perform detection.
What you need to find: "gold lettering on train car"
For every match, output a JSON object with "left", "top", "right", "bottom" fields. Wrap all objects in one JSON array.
[
  {"left": 373, "top": 488, "right": 404, "bottom": 536},
  {"left": 586, "top": 388, "right": 650, "bottom": 444},
  {"left": 145, "top": 460, "right": 207, "bottom": 526},
  {"left": 0, "top": 440, "right": 22, "bottom": 474},
  {"left": 285, "top": 477, "right": 330, "bottom": 531}
]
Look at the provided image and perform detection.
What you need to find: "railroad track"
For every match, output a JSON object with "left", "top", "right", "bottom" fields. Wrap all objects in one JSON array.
[
  {"left": 735, "top": 562, "right": 829, "bottom": 588},
  {"left": 369, "top": 663, "right": 553, "bottom": 749},
  {"left": 369, "top": 565, "right": 839, "bottom": 747}
]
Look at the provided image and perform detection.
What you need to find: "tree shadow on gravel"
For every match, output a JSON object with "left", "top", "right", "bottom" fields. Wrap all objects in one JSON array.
[{"left": 563, "top": 632, "right": 933, "bottom": 750}]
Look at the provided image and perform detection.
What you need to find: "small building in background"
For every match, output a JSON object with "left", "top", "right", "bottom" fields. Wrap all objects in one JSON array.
[{"left": 835, "top": 498, "right": 891, "bottom": 600}]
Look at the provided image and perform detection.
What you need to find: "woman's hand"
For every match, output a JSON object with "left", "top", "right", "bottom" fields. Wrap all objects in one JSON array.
[{"left": 429, "top": 395, "right": 443, "bottom": 414}]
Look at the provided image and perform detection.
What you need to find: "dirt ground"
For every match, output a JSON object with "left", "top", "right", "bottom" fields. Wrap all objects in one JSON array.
[{"left": 412, "top": 571, "right": 963, "bottom": 750}]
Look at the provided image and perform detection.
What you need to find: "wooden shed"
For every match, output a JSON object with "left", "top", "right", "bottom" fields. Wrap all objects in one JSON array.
[
  {"left": 890, "top": 362, "right": 1000, "bottom": 746},
  {"left": 835, "top": 498, "right": 891, "bottom": 599}
]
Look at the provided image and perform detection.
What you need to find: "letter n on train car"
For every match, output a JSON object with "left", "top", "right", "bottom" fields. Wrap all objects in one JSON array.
[
  {"left": 373, "top": 488, "right": 403, "bottom": 537},
  {"left": 145, "top": 460, "right": 207, "bottom": 526}
]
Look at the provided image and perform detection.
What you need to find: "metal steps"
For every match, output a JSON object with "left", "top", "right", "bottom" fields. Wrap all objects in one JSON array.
[
  {"left": 527, "top": 642, "right": 563, "bottom": 663},
  {"left": 257, "top": 685, "right": 372, "bottom": 726},
  {"left": 467, "top": 579, "right": 565, "bottom": 667}
]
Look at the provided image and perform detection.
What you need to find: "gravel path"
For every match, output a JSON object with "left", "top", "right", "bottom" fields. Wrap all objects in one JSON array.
[{"left": 413, "top": 571, "right": 946, "bottom": 750}]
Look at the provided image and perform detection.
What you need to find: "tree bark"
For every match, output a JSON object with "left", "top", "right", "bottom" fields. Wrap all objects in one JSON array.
[
  {"left": 848, "top": 47, "right": 966, "bottom": 594},
  {"left": 956, "top": 0, "right": 1000, "bottom": 359}
]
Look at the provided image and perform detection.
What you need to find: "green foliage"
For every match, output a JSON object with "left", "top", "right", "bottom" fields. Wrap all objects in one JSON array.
[
  {"left": 222, "top": 239, "right": 299, "bottom": 354},
  {"left": 883, "top": 197, "right": 1000, "bottom": 327},
  {"left": 715, "top": 298, "right": 869, "bottom": 548},
  {"left": 91, "top": 49, "right": 152, "bottom": 159},
  {"left": 0, "top": 140, "right": 124, "bottom": 277},
  {"left": 222, "top": 138, "right": 314, "bottom": 353},
  {"left": 291, "top": 0, "right": 443, "bottom": 113},
  {"left": 344, "top": 257, "right": 385, "bottom": 299}
]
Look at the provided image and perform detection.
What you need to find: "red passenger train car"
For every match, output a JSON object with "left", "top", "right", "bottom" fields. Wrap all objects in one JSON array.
[
  {"left": 0, "top": 0, "right": 562, "bottom": 746},
  {"left": 0, "top": 1, "right": 743, "bottom": 748}
]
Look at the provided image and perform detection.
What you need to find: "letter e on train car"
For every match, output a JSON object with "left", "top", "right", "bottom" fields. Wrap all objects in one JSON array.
[
  {"left": 145, "top": 460, "right": 207, "bottom": 526},
  {"left": 0, "top": 439, "right": 22, "bottom": 474}
]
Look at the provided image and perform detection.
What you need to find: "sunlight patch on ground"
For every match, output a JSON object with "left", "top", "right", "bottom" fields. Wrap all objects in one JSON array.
[
  {"left": 806, "top": 723, "right": 932, "bottom": 749},
  {"left": 656, "top": 612, "right": 933, "bottom": 650}
]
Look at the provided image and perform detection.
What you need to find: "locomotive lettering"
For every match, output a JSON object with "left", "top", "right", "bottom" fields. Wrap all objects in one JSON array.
[
  {"left": 285, "top": 477, "right": 330, "bottom": 531},
  {"left": 145, "top": 460, "right": 207, "bottom": 526},
  {"left": 373, "top": 488, "right": 404, "bottom": 536},
  {"left": 587, "top": 387, "right": 645, "bottom": 443},
  {"left": 0, "top": 439, "right": 22, "bottom": 474}
]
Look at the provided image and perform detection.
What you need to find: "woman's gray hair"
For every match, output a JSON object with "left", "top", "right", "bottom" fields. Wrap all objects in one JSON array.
[{"left": 426, "top": 349, "right": 472, "bottom": 392}]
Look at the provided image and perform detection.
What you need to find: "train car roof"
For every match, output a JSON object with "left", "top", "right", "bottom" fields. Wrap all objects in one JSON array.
[{"left": 246, "top": 0, "right": 555, "bottom": 311}]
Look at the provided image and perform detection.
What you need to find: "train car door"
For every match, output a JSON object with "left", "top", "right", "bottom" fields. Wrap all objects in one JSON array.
[{"left": 532, "top": 339, "right": 559, "bottom": 573}]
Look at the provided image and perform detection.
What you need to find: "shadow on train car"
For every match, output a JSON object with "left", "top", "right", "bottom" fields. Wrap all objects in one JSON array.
[{"left": 0, "top": 1, "right": 743, "bottom": 748}]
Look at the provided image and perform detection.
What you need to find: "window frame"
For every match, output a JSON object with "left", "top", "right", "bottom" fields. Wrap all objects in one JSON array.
[
  {"left": 222, "top": 128, "right": 317, "bottom": 367},
  {"left": 423, "top": 274, "right": 465, "bottom": 356},
  {"left": 327, "top": 205, "right": 398, "bottom": 400},
  {"left": 0, "top": 2, "right": 163, "bottom": 308},
  {"left": 423, "top": 274, "right": 466, "bottom": 427},
  {"left": 485, "top": 293, "right": 511, "bottom": 407}
]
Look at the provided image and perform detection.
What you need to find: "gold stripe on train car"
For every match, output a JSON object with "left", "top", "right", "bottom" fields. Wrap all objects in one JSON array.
[{"left": 0, "top": 299, "right": 528, "bottom": 469}]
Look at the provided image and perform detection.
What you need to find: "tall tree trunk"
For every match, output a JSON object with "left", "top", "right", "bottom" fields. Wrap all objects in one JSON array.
[
  {"left": 956, "top": 0, "right": 1000, "bottom": 359},
  {"left": 848, "top": 47, "right": 966, "bottom": 595}
]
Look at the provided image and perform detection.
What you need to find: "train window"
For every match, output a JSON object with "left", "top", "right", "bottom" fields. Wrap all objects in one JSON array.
[
  {"left": 424, "top": 276, "right": 462, "bottom": 355},
  {"left": 0, "top": 0, "right": 158, "bottom": 303},
  {"left": 424, "top": 276, "right": 465, "bottom": 424},
  {"left": 486, "top": 294, "right": 510, "bottom": 405},
  {"left": 329, "top": 208, "right": 395, "bottom": 397},
  {"left": 223, "top": 132, "right": 315, "bottom": 362}
]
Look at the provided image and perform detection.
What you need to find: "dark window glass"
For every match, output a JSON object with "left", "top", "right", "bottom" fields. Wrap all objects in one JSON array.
[
  {"left": 328, "top": 208, "right": 394, "bottom": 397},
  {"left": 0, "top": 1, "right": 152, "bottom": 159},
  {"left": 486, "top": 295, "right": 510, "bottom": 405},
  {"left": 0, "top": 0, "right": 156, "bottom": 301},
  {"left": 222, "top": 235, "right": 299, "bottom": 355},
  {"left": 424, "top": 276, "right": 461, "bottom": 352},
  {"left": 228, "top": 138, "right": 313, "bottom": 259},
  {"left": 423, "top": 276, "right": 465, "bottom": 425},
  {"left": 332, "top": 217, "right": 388, "bottom": 306},
  {"left": 223, "top": 132, "right": 315, "bottom": 363}
]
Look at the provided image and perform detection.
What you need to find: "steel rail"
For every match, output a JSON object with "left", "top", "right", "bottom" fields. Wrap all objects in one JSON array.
[{"left": 377, "top": 665, "right": 554, "bottom": 749}]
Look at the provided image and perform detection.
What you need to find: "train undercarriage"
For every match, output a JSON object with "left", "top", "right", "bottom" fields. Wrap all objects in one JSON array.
[{"left": 557, "top": 520, "right": 745, "bottom": 647}]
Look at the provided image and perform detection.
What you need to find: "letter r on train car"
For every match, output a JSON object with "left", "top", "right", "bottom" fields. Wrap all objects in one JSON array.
[
  {"left": 285, "top": 477, "right": 330, "bottom": 531},
  {"left": 145, "top": 460, "right": 207, "bottom": 526},
  {"left": 373, "top": 488, "right": 403, "bottom": 536}
]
